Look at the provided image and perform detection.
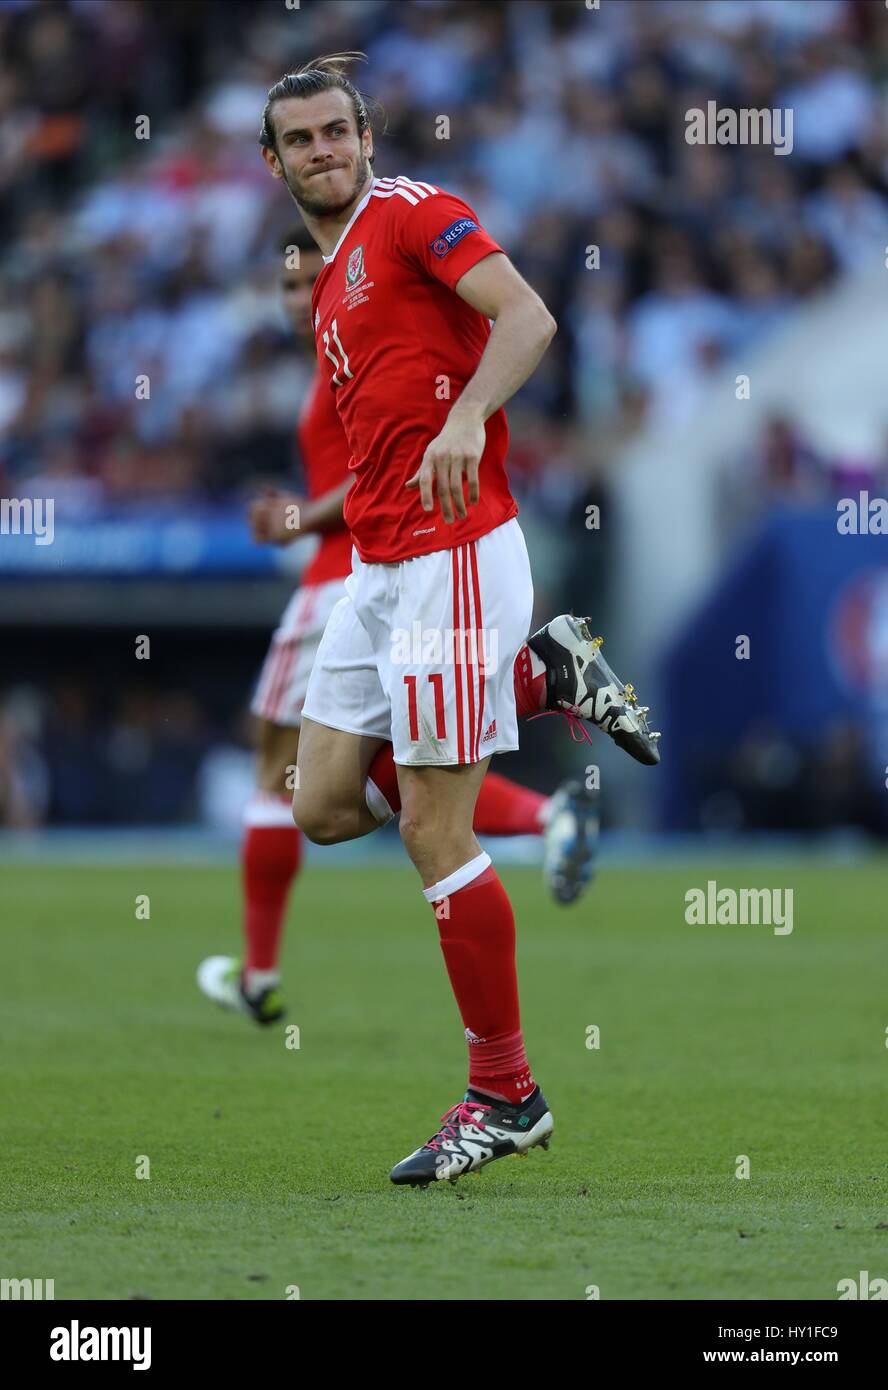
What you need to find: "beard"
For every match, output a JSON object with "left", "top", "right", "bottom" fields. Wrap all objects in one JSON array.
[{"left": 285, "top": 157, "right": 371, "bottom": 217}]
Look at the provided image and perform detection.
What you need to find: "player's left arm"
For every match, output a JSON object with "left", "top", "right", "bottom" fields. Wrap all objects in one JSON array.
[
  {"left": 406, "top": 252, "right": 556, "bottom": 523},
  {"left": 250, "top": 478, "right": 353, "bottom": 544}
]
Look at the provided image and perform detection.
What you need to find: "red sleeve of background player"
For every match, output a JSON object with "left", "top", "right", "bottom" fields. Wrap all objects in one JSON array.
[{"left": 395, "top": 189, "right": 506, "bottom": 292}]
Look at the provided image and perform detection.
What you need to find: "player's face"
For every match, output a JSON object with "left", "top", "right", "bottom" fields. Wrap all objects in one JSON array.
[
  {"left": 281, "top": 252, "right": 324, "bottom": 341},
  {"left": 263, "top": 90, "right": 373, "bottom": 218}
]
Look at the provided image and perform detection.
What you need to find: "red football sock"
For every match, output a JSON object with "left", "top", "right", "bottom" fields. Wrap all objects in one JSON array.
[
  {"left": 425, "top": 853, "right": 535, "bottom": 1105},
  {"left": 513, "top": 642, "right": 548, "bottom": 717},
  {"left": 365, "top": 744, "right": 401, "bottom": 822},
  {"left": 241, "top": 793, "right": 302, "bottom": 974},
  {"left": 473, "top": 771, "right": 547, "bottom": 835},
  {"left": 366, "top": 747, "right": 547, "bottom": 837}
]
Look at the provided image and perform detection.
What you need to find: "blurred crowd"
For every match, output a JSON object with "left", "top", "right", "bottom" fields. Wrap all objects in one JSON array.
[
  {"left": 698, "top": 718, "right": 888, "bottom": 838},
  {"left": 4, "top": 674, "right": 887, "bottom": 839},
  {"left": 4, "top": 674, "right": 887, "bottom": 840},
  {"left": 0, "top": 680, "right": 214, "bottom": 827},
  {"left": 3, "top": 0, "right": 888, "bottom": 833},
  {"left": 2, "top": 0, "right": 888, "bottom": 518}
]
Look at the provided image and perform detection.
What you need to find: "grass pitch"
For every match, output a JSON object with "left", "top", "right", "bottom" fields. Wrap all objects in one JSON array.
[{"left": 2, "top": 856, "right": 886, "bottom": 1300}]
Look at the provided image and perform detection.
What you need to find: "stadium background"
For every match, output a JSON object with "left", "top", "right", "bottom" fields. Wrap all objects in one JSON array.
[
  {"left": 2, "top": 0, "right": 888, "bottom": 1306},
  {"left": 2, "top": 0, "right": 887, "bottom": 842}
]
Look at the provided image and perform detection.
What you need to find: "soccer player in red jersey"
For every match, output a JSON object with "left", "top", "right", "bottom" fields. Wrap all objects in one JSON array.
[
  {"left": 257, "top": 54, "right": 660, "bottom": 1186},
  {"left": 197, "top": 228, "right": 605, "bottom": 1027}
]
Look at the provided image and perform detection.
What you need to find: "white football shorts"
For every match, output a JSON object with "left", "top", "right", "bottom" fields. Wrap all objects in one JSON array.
[
  {"left": 251, "top": 576, "right": 348, "bottom": 727},
  {"left": 301, "top": 518, "right": 534, "bottom": 765}
]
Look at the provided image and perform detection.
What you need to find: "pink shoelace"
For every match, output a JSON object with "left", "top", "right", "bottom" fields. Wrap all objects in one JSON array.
[
  {"left": 525, "top": 708, "right": 596, "bottom": 746},
  {"left": 424, "top": 1100, "right": 492, "bottom": 1152}
]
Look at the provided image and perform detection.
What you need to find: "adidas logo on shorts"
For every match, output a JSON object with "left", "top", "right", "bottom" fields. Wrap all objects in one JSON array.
[{"left": 481, "top": 720, "right": 497, "bottom": 744}]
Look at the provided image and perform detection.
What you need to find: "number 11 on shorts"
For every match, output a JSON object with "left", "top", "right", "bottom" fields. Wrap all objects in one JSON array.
[{"left": 404, "top": 674, "right": 447, "bottom": 741}]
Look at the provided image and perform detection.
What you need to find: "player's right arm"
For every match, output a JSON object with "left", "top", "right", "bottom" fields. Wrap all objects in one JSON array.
[
  {"left": 407, "top": 252, "right": 556, "bottom": 522},
  {"left": 450, "top": 252, "right": 556, "bottom": 422},
  {"left": 398, "top": 191, "right": 556, "bottom": 523}
]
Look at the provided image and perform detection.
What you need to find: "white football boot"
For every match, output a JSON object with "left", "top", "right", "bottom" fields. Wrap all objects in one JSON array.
[{"left": 527, "top": 615, "right": 661, "bottom": 765}]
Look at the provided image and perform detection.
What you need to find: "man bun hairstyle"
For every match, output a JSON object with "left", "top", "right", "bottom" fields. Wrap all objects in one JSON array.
[{"left": 259, "top": 50, "right": 381, "bottom": 164}]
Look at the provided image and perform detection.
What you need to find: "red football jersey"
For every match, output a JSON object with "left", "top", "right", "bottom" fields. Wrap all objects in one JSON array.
[
  {"left": 296, "top": 365, "right": 353, "bottom": 586},
  {"left": 311, "top": 175, "right": 518, "bottom": 564}
]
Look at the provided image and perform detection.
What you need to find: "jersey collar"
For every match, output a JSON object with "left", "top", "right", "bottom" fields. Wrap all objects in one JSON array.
[{"left": 321, "top": 176, "right": 378, "bottom": 265}]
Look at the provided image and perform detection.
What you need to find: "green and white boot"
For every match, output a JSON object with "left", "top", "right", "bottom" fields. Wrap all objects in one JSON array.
[{"left": 196, "top": 956, "right": 285, "bottom": 1025}]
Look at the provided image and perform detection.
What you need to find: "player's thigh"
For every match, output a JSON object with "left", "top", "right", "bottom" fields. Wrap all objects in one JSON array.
[
  {"left": 295, "top": 585, "right": 393, "bottom": 839},
  {"left": 397, "top": 756, "right": 491, "bottom": 832},
  {"left": 294, "top": 716, "right": 386, "bottom": 841},
  {"left": 255, "top": 719, "right": 300, "bottom": 797},
  {"left": 301, "top": 587, "right": 390, "bottom": 745}
]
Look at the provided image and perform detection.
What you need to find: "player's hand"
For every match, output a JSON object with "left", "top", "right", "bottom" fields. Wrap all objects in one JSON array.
[
  {"left": 249, "top": 489, "right": 305, "bottom": 545},
  {"left": 405, "top": 407, "right": 485, "bottom": 524}
]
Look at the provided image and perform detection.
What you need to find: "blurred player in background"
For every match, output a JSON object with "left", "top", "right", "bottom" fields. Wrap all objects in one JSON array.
[
  {"left": 240, "top": 54, "right": 660, "bottom": 1189},
  {"left": 198, "top": 225, "right": 607, "bottom": 1030}
]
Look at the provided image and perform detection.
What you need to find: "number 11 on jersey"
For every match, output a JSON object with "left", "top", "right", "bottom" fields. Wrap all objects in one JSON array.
[{"left": 321, "top": 317, "right": 353, "bottom": 387}]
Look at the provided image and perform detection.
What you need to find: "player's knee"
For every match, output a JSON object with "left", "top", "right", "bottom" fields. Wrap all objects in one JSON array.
[
  {"left": 400, "top": 811, "right": 475, "bottom": 884},
  {"left": 399, "top": 810, "right": 466, "bottom": 877},
  {"left": 397, "top": 809, "right": 427, "bottom": 862},
  {"left": 292, "top": 792, "right": 351, "bottom": 845}
]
